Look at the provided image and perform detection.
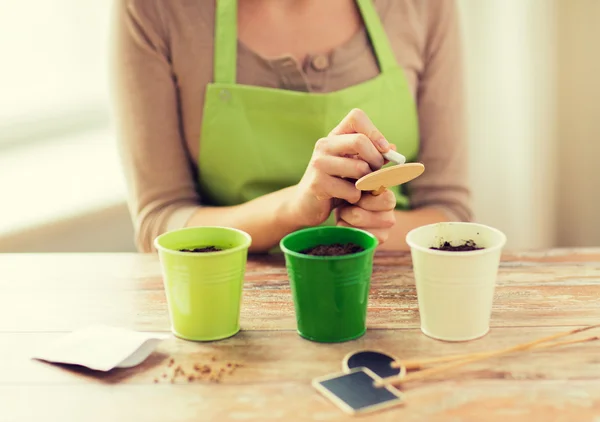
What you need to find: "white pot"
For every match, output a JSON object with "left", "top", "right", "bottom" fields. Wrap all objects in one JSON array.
[{"left": 406, "top": 222, "right": 507, "bottom": 342}]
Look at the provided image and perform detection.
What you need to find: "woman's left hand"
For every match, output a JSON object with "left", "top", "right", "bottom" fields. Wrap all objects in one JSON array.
[{"left": 335, "top": 189, "right": 396, "bottom": 244}]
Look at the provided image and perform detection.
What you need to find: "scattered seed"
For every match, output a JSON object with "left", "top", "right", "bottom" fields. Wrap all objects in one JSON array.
[{"left": 155, "top": 359, "right": 242, "bottom": 386}]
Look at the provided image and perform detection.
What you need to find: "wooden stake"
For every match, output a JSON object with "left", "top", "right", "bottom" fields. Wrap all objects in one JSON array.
[
  {"left": 395, "top": 335, "right": 599, "bottom": 370},
  {"left": 371, "top": 186, "right": 386, "bottom": 196},
  {"left": 377, "top": 324, "right": 600, "bottom": 387}
]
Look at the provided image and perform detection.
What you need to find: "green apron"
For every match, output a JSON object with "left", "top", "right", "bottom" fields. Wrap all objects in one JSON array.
[{"left": 198, "top": 0, "right": 419, "bottom": 219}]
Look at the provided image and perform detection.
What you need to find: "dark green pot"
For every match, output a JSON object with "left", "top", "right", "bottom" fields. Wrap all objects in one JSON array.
[{"left": 280, "top": 226, "right": 378, "bottom": 343}]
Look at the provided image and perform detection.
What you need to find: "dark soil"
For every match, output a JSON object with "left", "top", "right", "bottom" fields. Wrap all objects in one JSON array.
[
  {"left": 430, "top": 240, "right": 483, "bottom": 252},
  {"left": 300, "top": 243, "right": 364, "bottom": 256},
  {"left": 179, "top": 246, "right": 222, "bottom": 253}
]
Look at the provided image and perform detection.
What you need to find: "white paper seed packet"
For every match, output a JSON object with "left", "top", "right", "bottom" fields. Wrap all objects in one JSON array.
[{"left": 32, "top": 325, "right": 170, "bottom": 371}]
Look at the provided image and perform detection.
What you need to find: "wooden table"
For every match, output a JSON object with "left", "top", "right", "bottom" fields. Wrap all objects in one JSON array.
[{"left": 1, "top": 249, "right": 600, "bottom": 421}]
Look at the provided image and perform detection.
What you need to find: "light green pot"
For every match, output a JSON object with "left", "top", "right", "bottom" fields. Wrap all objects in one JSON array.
[{"left": 154, "top": 226, "right": 252, "bottom": 341}]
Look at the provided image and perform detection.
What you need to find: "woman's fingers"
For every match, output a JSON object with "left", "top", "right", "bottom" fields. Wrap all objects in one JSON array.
[
  {"left": 355, "top": 190, "right": 396, "bottom": 212},
  {"left": 337, "top": 220, "right": 390, "bottom": 244},
  {"left": 311, "top": 155, "right": 372, "bottom": 180},
  {"left": 295, "top": 108, "right": 398, "bottom": 228},
  {"left": 315, "top": 133, "right": 384, "bottom": 170},
  {"left": 338, "top": 205, "right": 396, "bottom": 229},
  {"left": 329, "top": 108, "right": 391, "bottom": 153},
  {"left": 309, "top": 174, "right": 362, "bottom": 205}
]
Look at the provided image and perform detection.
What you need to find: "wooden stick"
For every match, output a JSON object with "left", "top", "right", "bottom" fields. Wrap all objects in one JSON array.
[
  {"left": 377, "top": 325, "right": 600, "bottom": 387},
  {"left": 394, "top": 334, "right": 599, "bottom": 370},
  {"left": 392, "top": 325, "right": 600, "bottom": 370},
  {"left": 378, "top": 335, "right": 598, "bottom": 387},
  {"left": 371, "top": 186, "right": 386, "bottom": 196},
  {"left": 541, "top": 335, "right": 599, "bottom": 349}
]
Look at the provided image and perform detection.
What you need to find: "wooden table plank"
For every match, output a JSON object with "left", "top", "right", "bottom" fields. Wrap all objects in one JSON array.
[
  {"left": 2, "top": 283, "right": 600, "bottom": 332},
  {"left": 4, "top": 328, "right": 600, "bottom": 385},
  {"left": 2, "top": 381, "right": 600, "bottom": 422},
  {"left": 1, "top": 252, "right": 599, "bottom": 332},
  {"left": 2, "top": 250, "right": 600, "bottom": 291},
  {"left": 3, "top": 328, "right": 600, "bottom": 421}
]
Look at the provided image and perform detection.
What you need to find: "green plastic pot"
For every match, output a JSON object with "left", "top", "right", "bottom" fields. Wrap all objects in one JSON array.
[
  {"left": 280, "top": 226, "right": 378, "bottom": 343},
  {"left": 154, "top": 226, "right": 252, "bottom": 341}
]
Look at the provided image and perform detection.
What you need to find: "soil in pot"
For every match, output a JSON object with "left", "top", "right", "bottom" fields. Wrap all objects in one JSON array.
[
  {"left": 179, "top": 246, "right": 222, "bottom": 253},
  {"left": 300, "top": 243, "right": 364, "bottom": 256},
  {"left": 430, "top": 240, "right": 483, "bottom": 252}
]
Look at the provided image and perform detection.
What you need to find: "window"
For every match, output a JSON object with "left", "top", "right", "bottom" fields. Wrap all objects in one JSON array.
[
  {"left": 0, "top": 1, "right": 111, "bottom": 148},
  {"left": 0, "top": 1, "right": 128, "bottom": 249}
]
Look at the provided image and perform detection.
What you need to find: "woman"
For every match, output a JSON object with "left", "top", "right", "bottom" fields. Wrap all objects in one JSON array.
[{"left": 111, "top": 0, "right": 472, "bottom": 253}]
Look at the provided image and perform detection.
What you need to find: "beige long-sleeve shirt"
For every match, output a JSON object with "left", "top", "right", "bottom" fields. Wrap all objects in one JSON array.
[{"left": 111, "top": 0, "right": 472, "bottom": 252}]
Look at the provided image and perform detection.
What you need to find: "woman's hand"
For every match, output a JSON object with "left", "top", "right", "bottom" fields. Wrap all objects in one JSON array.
[
  {"left": 335, "top": 190, "right": 397, "bottom": 244},
  {"left": 288, "top": 108, "right": 391, "bottom": 227}
]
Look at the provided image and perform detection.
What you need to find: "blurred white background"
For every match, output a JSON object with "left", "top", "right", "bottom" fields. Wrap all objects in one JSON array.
[
  {"left": 0, "top": 0, "right": 133, "bottom": 252},
  {"left": 0, "top": 0, "right": 598, "bottom": 252}
]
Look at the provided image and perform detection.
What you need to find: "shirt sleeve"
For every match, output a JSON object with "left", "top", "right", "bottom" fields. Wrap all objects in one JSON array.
[
  {"left": 406, "top": 0, "right": 473, "bottom": 222},
  {"left": 110, "top": 0, "right": 200, "bottom": 252}
]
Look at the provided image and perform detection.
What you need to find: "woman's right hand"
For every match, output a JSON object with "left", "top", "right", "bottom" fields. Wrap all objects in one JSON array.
[{"left": 288, "top": 108, "right": 391, "bottom": 227}]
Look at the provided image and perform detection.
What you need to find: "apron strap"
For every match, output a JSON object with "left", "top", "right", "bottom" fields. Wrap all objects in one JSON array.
[
  {"left": 214, "top": 0, "right": 237, "bottom": 84},
  {"left": 213, "top": 0, "right": 395, "bottom": 83},
  {"left": 355, "top": 0, "right": 397, "bottom": 73}
]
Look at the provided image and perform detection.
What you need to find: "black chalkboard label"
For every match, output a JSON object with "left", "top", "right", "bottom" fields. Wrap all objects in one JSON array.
[
  {"left": 312, "top": 367, "right": 404, "bottom": 415},
  {"left": 343, "top": 350, "right": 402, "bottom": 378}
]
